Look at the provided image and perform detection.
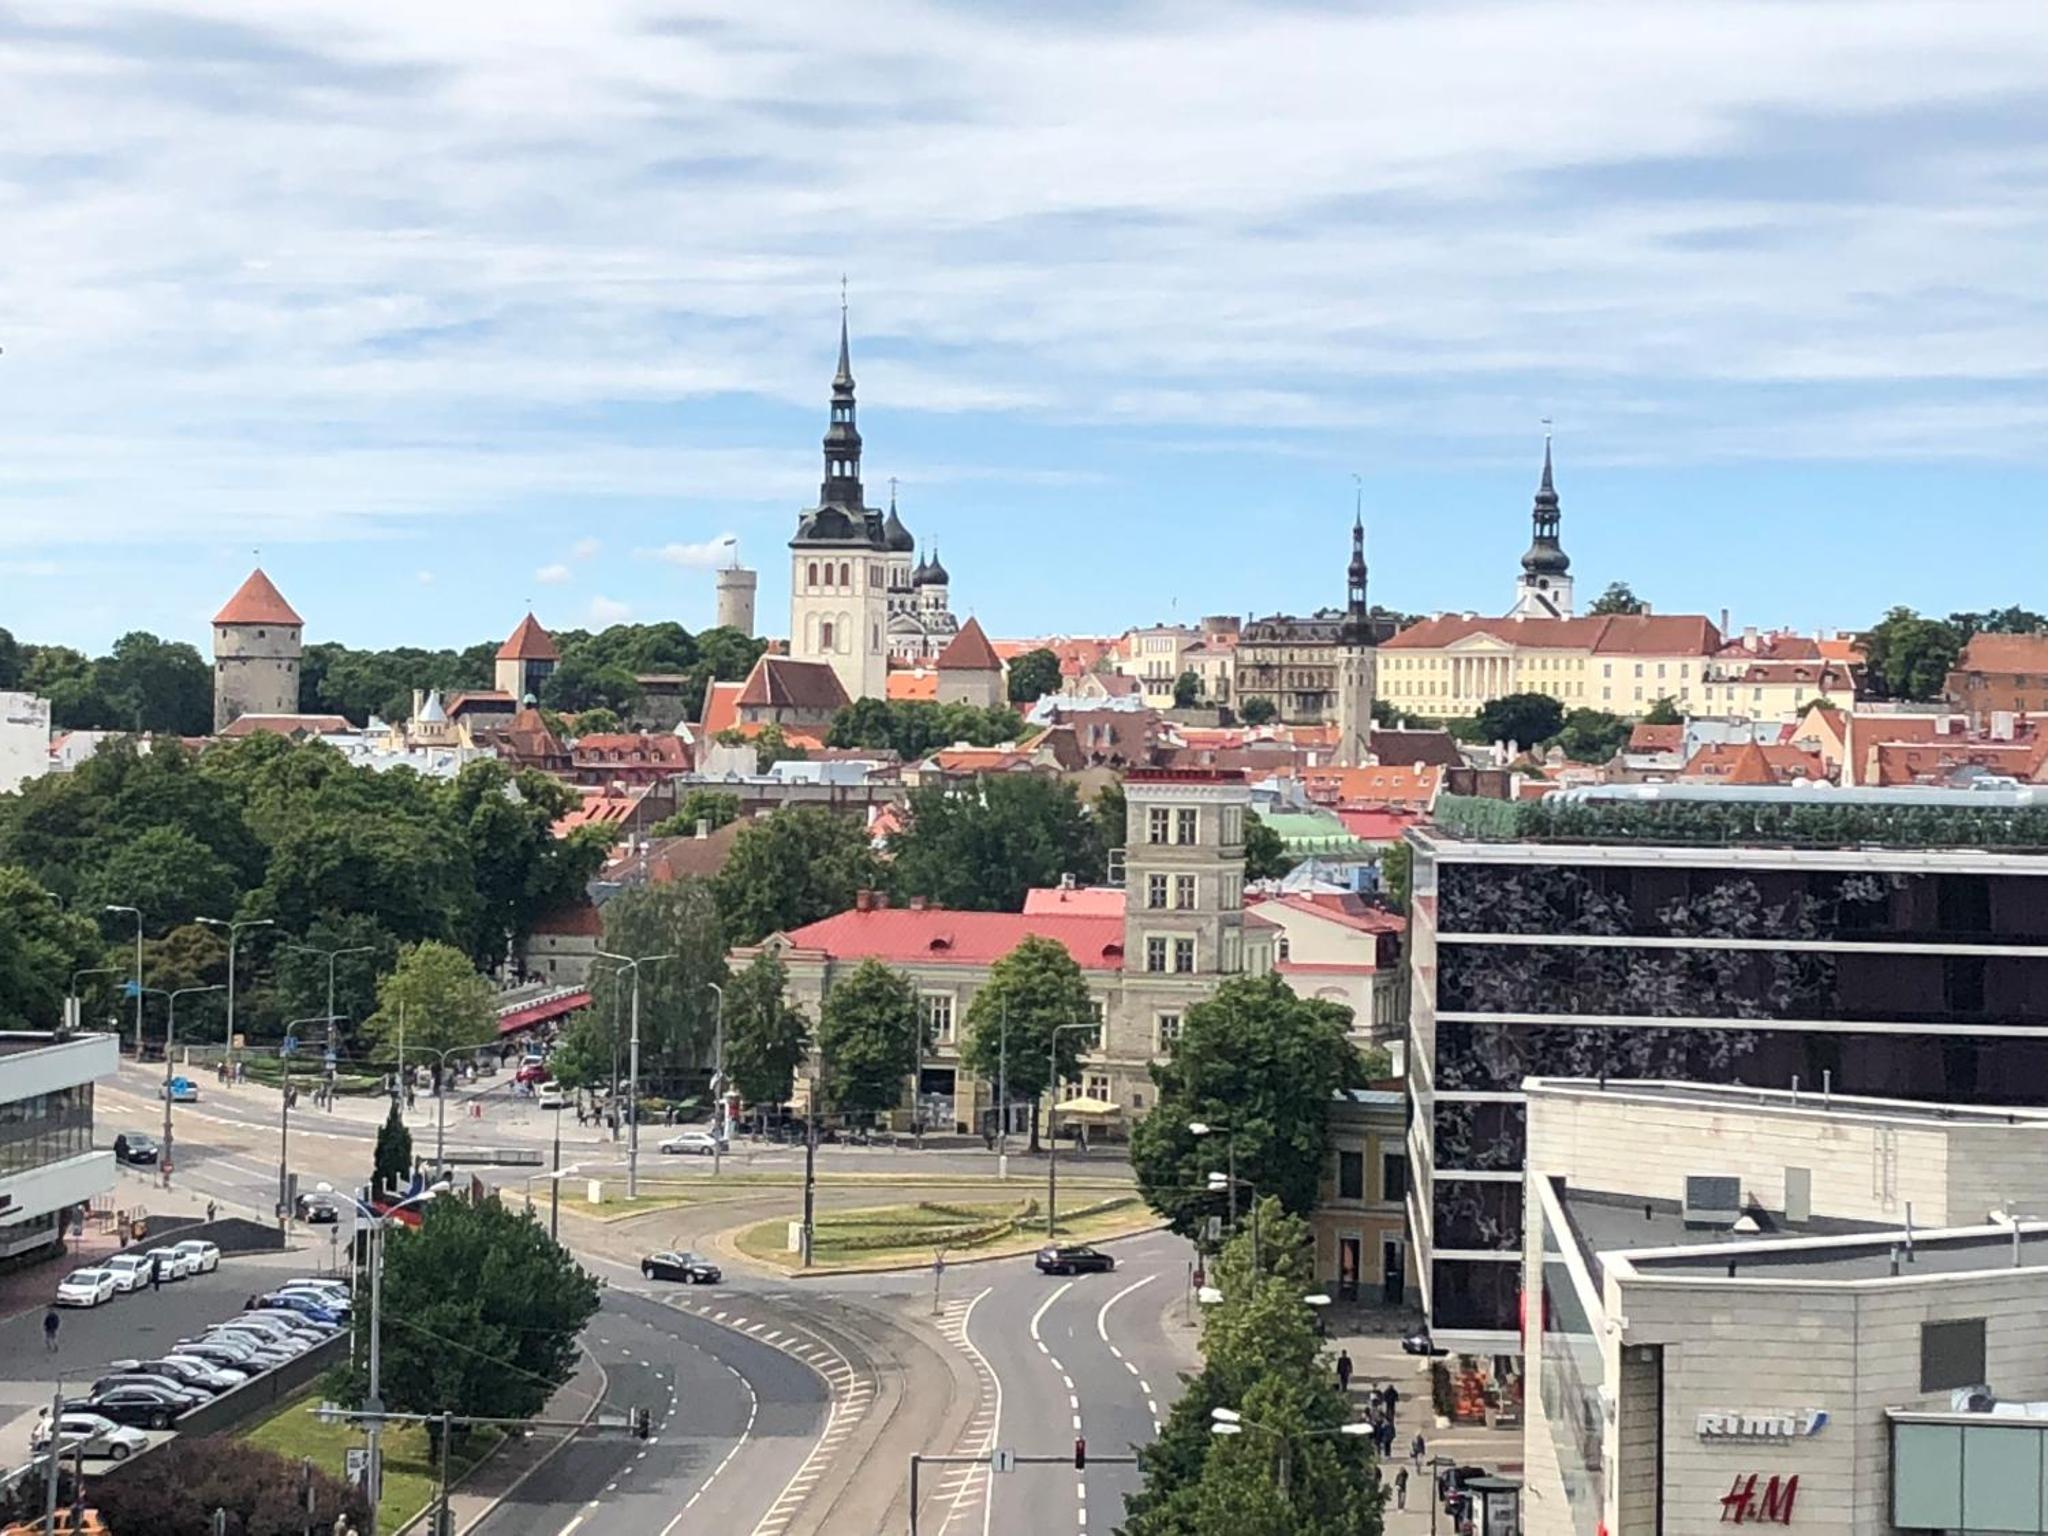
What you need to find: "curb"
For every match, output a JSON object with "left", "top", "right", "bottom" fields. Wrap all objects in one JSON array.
[{"left": 739, "top": 1219, "right": 1171, "bottom": 1279}]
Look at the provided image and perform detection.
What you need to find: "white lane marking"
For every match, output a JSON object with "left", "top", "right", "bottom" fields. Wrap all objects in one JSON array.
[
  {"left": 556, "top": 1518, "right": 584, "bottom": 1536},
  {"left": 1029, "top": 1280, "right": 1073, "bottom": 1345},
  {"left": 663, "top": 1349, "right": 760, "bottom": 1533},
  {"left": 1095, "top": 1273, "right": 1158, "bottom": 1345}
]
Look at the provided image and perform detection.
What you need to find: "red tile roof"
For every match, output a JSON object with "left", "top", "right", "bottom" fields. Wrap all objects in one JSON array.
[
  {"left": 1873, "top": 739, "right": 2048, "bottom": 787},
  {"left": 701, "top": 681, "right": 743, "bottom": 736},
  {"left": 498, "top": 613, "right": 559, "bottom": 662},
  {"left": 937, "top": 617, "right": 1003, "bottom": 672},
  {"left": 780, "top": 908, "right": 1127, "bottom": 971},
  {"left": 1022, "top": 886, "right": 1127, "bottom": 917},
  {"left": 531, "top": 902, "right": 604, "bottom": 937},
  {"left": 1383, "top": 613, "right": 1721, "bottom": 656},
  {"left": 1301, "top": 764, "right": 1442, "bottom": 809},
  {"left": 1956, "top": 634, "right": 2048, "bottom": 674},
  {"left": 1250, "top": 892, "right": 1406, "bottom": 937},
  {"left": 1333, "top": 807, "right": 1426, "bottom": 842},
  {"left": 214, "top": 569, "right": 302, "bottom": 626},
  {"left": 1627, "top": 724, "right": 1684, "bottom": 753},
  {"left": 888, "top": 669, "right": 940, "bottom": 701},
  {"left": 218, "top": 712, "right": 350, "bottom": 738},
  {"left": 1679, "top": 741, "right": 1826, "bottom": 784},
  {"left": 735, "top": 656, "right": 851, "bottom": 714},
  {"left": 571, "top": 733, "right": 690, "bottom": 766}
]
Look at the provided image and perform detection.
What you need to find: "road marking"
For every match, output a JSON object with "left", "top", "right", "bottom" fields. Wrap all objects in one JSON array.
[
  {"left": 1030, "top": 1280, "right": 1073, "bottom": 1345},
  {"left": 556, "top": 1518, "right": 583, "bottom": 1536},
  {"left": 1095, "top": 1273, "right": 1157, "bottom": 1344}
]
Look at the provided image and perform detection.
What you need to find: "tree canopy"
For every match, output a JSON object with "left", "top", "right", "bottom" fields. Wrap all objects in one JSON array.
[
  {"left": 1173, "top": 670, "right": 1202, "bottom": 708},
  {"left": 1589, "top": 581, "right": 1648, "bottom": 615},
  {"left": 826, "top": 697, "right": 1025, "bottom": 760},
  {"left": 892, "top": 777, "right": 1107, "bottom": 912},
  {"left": 720, "top": 951, "right": 812, "bottom": 1110},
  {"left": 364, "top": 940, "right": 498, "bottom": 1062},
  {"left": 1007, "top": 647, "right": 1062, "bottom": 704},
  {"left": 959, "top": 935, "right": 1098, "bottom": 1149},
  {"left": 1641, "top": 695, "right": 1683, "bottom": 725},
  {"left": 1864, "top": 606, "right": 1965, "bottom": 701},
  {"left": 374, "top": 1097, "right": 413, "bottom": 1195},
  {"left": 1549, "top": 708, "right": 1630, "bottom": 763},
  {"left": 651, "top": 790, "right": 742, "bottom": 838},
  {"left": 1470, "top": 691, "right": 1565, "bottom": 749},
  {"left": 815, "top": 958, "right": 924, "bottom": 1118},
  {"left": 714, "top": 807, "right": 888, "bottom": 946},
  {"left": 1243, "top": 812, "right": 1295, "bottom": 882},
  {"left": 587, "top": 881, "right": 727, "bottom": 1087},
  {"left": 1238, "top": 697, "right": 1278, "bottom": 726}
]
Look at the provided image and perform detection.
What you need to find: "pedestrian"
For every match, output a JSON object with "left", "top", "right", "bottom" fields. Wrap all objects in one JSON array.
[
  {"left": 1395, "top": 1467, "right": 1408, "bottom": 1510},
  {"left": 1335, "top": 1348, "right": 1353, "bottom": 1394},
  {"left": 1384, "top": 1381, "right": 1400, "bottom": 1418},
  {"left": 43, "top": 1307, "right": 59, "bottom": 1353},
  {"left": 1383, "top": 1419, "right": 1398, "bottom": 1457},
  {"left": 1411, "top": 1431, "right": 1425, "bottom": 1471},
  {"left": 149, "top": 1256, "right": 162, "bottom": 1292},
  {"left": 205, "top": 1199, "right": 217, "bottom": 1224}
]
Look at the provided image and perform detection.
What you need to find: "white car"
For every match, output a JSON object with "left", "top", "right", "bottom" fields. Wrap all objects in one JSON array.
[
  {"left": 537, "top": 1085, "right": 567, "bottom": 1111},
  {"left": 171, "top": 1239, "right": 221, "bottom": 1274},
  {"left": 56, "top": 1269, "right": 118, "bottom": 1307},
  {"left": 142, "top": 1247, "right": 195, "bottom": 1281},
  {"left": 659, "top": 1130, "right": 719, "bottom": 1156},
  {"left": 102, "top": 1254, "right": 155, "bottom": 1294},
  {"left": 31, "top": 1411, "right": 149, "bottom": 1462}
]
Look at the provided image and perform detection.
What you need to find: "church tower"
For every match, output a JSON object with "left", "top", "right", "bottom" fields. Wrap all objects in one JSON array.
[
  {"left": 1509, "top": 437, "right": 1574, "bottom": 619},
  {"left": 1334, "top": 508, "right": 1378, "bottom": 766},
  {"left": 212, "top": 568, "right": 302, "bottom": 731},
  {"left": 789, "top": 304, "right": 889, "bottom": 701}
]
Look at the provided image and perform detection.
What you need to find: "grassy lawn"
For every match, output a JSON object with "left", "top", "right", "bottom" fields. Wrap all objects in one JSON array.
[
  {"left": 242, "top": 1394, "right": 503, "bottom": 1533},
  {"left": 562, "top": 1169, "right": 1136, "bottom": 1222},
  {"left": 733, "top": 1195, "right": 1153, "bottom": 1270}
]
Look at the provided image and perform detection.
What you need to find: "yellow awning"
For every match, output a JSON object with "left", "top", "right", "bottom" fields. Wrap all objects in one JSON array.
[{"left": 1053, "top": 1095, "right": 1121, "bottom": 1118}]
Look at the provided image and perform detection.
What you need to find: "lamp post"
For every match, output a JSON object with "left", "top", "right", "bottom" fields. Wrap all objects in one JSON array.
[
  {"left": 1207, "top": 1168, "right": 1262, "bottom": 1273},
  {"left": 103, "top": 905, "right": 143, "bottom": 1058},
  {"left": 195, "top": 917, "right": 273, "bottom": 1083},
  {"left": 279, "top": 1013, "right": 336, "bottom": 1219},
  {"left": 1045, "top": 1020, "right": 1101, "bottom": 1239},
  {"left": 67, "top": 967, "right": 120, "bottom": 1033},
  {"left": 996, "top": 1000, "right": 1009, "bottom": 1181},
  {"left": 317, "top": 1179, "right": 449, "bottom": 1536},
  {"left": 595, "top": 950, "right": 673, "bottom": 1199},
  {"left": 287, "top": 943, "right": 373, "bottom": 1069},
  {"left": 1208, "top": 1406, "right": 1372, "bottom": 1498},
  {"left": 705, "top": 981, "right": 725, "bottom": 1178},
  {"left": 131, "top": 983, "right": 224, "bottom": 1184},
  {"left": 384, "top": 1043, "right": 481, "bottom": 1177}
]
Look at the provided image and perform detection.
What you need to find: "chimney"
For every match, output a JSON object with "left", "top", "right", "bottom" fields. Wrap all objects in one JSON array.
[
  {"left": 1721, "top": 607, "right": 1731, "bottom": 636},
  {"left": 412, "top": 688, "right": 425, "bottom": 720},
  {"left": 908, "top": 895, "right": 928, "bottom": 911},
  {"left": 1061, "top": 872, "right": 1076, "bottom": 890},
  {"left": 855, "top": 888, "right": 875, "bottom": 912},
  {"left": 695, "top": 818, "right": 711, "bottom": 839},
  {"left": 1992, "top": 711, "right": 2016, "bottom": 742},
  {"left": 1742, "top": 626, "right": 1759, "bottom": 653}
]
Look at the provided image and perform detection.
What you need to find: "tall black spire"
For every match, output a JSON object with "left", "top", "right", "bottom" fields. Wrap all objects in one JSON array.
[
  {"left": 1341, "top": 490, "right": 1373, "bottom": 647},
  {"left": 820, "top": 292, "right": 864, "bottom": 512},
  {"left": 1521, "top": 435, "right": 1569, "bottom": 576}
]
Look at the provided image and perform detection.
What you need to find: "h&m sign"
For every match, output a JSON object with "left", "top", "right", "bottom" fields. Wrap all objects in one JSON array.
[{"left": 1697, "top": 1409, "right": 1828, "bottom": 1442}]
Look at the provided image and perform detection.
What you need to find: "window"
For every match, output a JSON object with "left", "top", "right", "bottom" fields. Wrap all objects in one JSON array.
[
  {"left": 807, "top": 561, "right": 818, "bottom": 587},
  {"left": 1173, "top": 937, "right": 1195, "bottom": 974},
  {"left": 1338, "top": 1150, "right": 1364, "bottom": 1200},
  {"left": 1176, "top": 808, "right": 1199, "bottom": 844},
  {"left": 1921, "top": 1318, "right": 1986, "bottom": 1393},
  {"left": 839, "top": 562, "right": 851, "bottom": 587},
  {"left": 1086, "top": 1073, "right": 1110, "bottom": 1100},
  {"left": 820, "top": 619, "right": 835, "bottom": 651},
  {"left": 1277, "top": 935, "right": 1291, "bottom": 961},
  {"left": 1146, "top": 936, "right": 1168, "bottom": 973},
  {"left": 920, "top": 993, "right": 954, "bottom": 1045},
  {"left": 1156, "top": 1013, "right": 1182, "bottom": 1051},
  {"left": 1147, "top": 874, "right": 1168, "bottom": 909},
  {"left": 1382, "top": 1152, "right": 1408, "bottom": 1203},
  {"left": 1148, "top": 808, "right": 1171, "bottom": 844},
  {"left": 1221, "top": 873, "right": 1242, "bottom": 909},
  {"left": 1089, "top": 997, "right": 1106, "bottom": 1025},
  {"left": 1175, "top": 875, "right": 1197, "bottom": 910},
  {"left": 1222, "top": 930, "right": 1242, "bottom": 974}
]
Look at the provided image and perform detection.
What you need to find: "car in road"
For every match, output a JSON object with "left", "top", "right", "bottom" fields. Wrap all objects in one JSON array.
[
  {"left": 30, "top": 1411, "right": 149, "bottom": 1463},
  {"left": 537, "top": 1085, "right": 568, "bottom": 1111},
  {"left": 110, "top": 1132, "right": 158, "bottom": 1166},
  {"left": 658, "top": 1130, "right": 719, "bottom": 1157},
  {"left": 82, "top": 1384, "right": 188, "bottom": 1431},
  {"left": 514, "top": 1060, "right": 549, "bottom": 1085},
  {"left": 298, "top": 1192, "right": 342, "bottom": 1224},
  {"left": 640, "top": 1250, "right": 722, "bottom": 1284},
  {"left": 171, "top": 1239, "right": 222, "bottom": 1274},
  {"left": 1035, "top": 1244, "right": 1116, "bottom": 1275},
  {"left": 159, "top": 1076, "right": 201, "bottom": 1102},
  {"left": 114, "top": 1354, "right": 246, "bottom": 1392},
  {"left": 101, "top": 1254, "right": 156, "bottom": 1294},
  {"left": 56, "top": 1269, "right": 119, "bottom": 1307},
  {"left": 142, "top": 1246, "right": 197, "bottom": 1281},
  {"left": 1401, "top": 1327, "right": 1447, "bottom": 1358}
]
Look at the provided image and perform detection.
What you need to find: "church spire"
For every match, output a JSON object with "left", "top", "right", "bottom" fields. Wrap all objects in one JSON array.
[
  {"left": 1341, "top": 483, "right": 1372, "bottom": 647},
  {"left": 820, "top": 289, "right": 864, "bottom": 511},
  {"left": 1521, "top": 433, "right": 1569, "bottom": 576}
]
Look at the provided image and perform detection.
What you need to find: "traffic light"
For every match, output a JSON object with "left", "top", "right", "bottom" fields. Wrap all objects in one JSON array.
[
  {"left": 632, "top": 1407, "right": 652, "bottom": 1440},
  {"left": 1074, "top": 1436, "right": 1086, "bottom": 1470}
]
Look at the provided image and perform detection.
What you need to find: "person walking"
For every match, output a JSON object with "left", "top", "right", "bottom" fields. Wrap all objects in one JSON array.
[
  {"left": 1411, "top": 1430, "right": 1426, "bottom": 1471},
  {"left": 1383, "top": 1381, "right": 1400, "bottom": 1420},
  {"left": 205, "top": 1199, "right": 217, "bottom": 1224},
  {"left": 43, "top": 1307, "right": 59, "bottom": 1353},
  {"left": 1335, "top": 1349, "right": 1353, "bottom": 1394},
  {"left": 1395, "top": 1467, "right": 1409, "bottom": 1511},
  {"left": 149, "top": 1256, "right": 162, "bottom": 1292}
]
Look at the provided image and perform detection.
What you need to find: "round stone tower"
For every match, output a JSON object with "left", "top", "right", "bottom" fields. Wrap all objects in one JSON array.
[{"left": 212, "top": 568, "right": 303, "bottom": 731}]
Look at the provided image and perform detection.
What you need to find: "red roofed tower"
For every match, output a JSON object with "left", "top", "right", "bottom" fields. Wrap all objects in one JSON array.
[
  {"left": 212, "top": 569, "right": 304, "bottom": 731},
  {"left": 935, "top": 617, "right": 1006, "bottom": 709},
  {"left": 496, "top": 613, "right": 560, "bottom": 703}
]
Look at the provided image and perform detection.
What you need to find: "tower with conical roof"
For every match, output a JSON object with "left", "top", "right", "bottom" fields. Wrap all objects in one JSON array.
[
  {"left": 1334, "top": 505, "right": 1379, "bottom": 766},
  {"left": 1510, "top": 437, "right": 1574, "bottom": 619},
  {"left": 496, "top": 612, "right": 560, "bottom": 702},
  {"left": 790, "top": 299, "right": 891, "bottom": 700},
  {"left": 212, "top": 568, "right": 303, "bottom": 731}
]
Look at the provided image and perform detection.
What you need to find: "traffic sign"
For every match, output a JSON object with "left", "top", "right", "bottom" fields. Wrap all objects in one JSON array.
[
  {"left": 991, "top": 1448, "right": 1016, "bottom": 1474},
  {"left": 345, "top": 1448, "right": 368, "bottom": 1488},
  {"left": 281, "top": 1036, "right": 299, "bottom": 1057}
]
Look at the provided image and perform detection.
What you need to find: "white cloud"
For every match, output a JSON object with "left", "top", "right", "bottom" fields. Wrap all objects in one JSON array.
[
  {"left": 535, "top": 562, "right": 572, "bottom": 585},
  {"left": 416, "top": 569, "right": 434, "bottom": 585},
  {"left": 644, "top": 535, "right": 740, "bottom": 569},
  {"left": 571, "top": 537, "right": 601, "bottom": 561},
  {"left": 589, "top": 595, "right": 632, "bottom": 624}
]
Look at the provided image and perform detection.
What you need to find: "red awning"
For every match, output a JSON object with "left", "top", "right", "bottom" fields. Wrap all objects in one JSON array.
[{"left": 497, "top": 989, "right": 591, "bottom": 1037}]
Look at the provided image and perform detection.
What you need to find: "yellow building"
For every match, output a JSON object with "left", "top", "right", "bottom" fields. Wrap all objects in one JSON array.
[
  {"left": 1312, "top": 1088, "right": 1413, "bottom": 1305},
  {"left": 1376, "top": 613, "right": 1723, "bottom": 723}
]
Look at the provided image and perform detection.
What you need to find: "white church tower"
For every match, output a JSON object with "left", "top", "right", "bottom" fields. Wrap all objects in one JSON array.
[{"left": 1509, "top": 437, "right": 1574, "bottom": 620}]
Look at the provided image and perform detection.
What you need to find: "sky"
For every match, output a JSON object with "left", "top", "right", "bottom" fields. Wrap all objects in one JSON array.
[{"left": 2, "top": 0, "right": 2046, "bottom": 656}]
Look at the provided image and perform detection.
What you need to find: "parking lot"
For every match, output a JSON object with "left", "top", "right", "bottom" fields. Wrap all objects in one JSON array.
[{"left": 0, "top": 1247, "right": 342, "bottom": 1474}]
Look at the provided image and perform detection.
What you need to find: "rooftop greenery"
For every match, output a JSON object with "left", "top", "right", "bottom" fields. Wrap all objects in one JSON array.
[{"left": 1432, "top": 793, "right": 2048, "bottom": 851}]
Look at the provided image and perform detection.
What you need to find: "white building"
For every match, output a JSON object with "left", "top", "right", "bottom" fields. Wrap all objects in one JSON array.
[
  {"left": 0, "top": 691, "right": 52, "bottom": 795},
  {"left": 0, "top": 1031, "right": 120, "bottom": 1262}
]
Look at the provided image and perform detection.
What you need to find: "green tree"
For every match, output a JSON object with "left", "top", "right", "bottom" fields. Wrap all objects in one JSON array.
[
  {"left": 1370, "top": 699, "right": 1427, "bottom": 729},
  {"left": 85, "top": 1436, "right": 369, "bottom": 1536},
  {"left": 1589, "top": 580, "right": 1648, "bottom": 615},
  {"left": 586, "top": 881, "right": 727, "bottom": 1083},
  {"left": 1377, "top": 841, "right": 1412, "bottom": 913},
  {"left": 1131, "top": 974, "right": 1362, "bottom": 1240},
  {"left": 272, "top": 913, "right": 397, "bottom": 1051},
  {"left": 714, "top": 808, "right": 888, "bottom": 946},
  {"left": 1472, "top": 691, "right": 1565, "bottom": 748},
  {"left": 1550, "top": 708, "right": 1630, "bottom": 763},
  {"left": 1864, "top": 606, "right": 1964, "bottom": 701},
  {"left": 815, "top": 959, "right": 923, "bottom": 1120},
  {"left": 1243, "top": 812, "right": 1295, "bottom": 882},
  {"left": 568, "top": 706, "right": 622, "bottom": 735},
  {"left": 1239, "top": 697, "right": 1278, "bottom": 727},
  {"left": 373, "top": 1098, "right": 413, "bottom": 1195},
  {"left": 364, "top": 940, "right": 498, "bottom": 1070},
  {"left": 142, "top": 922, "right": 229, "bottom": 995},
  {"left": 1949, "top": 607, "right": 2048, "bottom": 640},
  {"left": 751, "top": 721, "right": 809, "bottom": 771},
  {"left": 1091, "top": 782, "right": 1128, "bottom": 863},
  {"left": 442, "top": 759, "right": 606, "bottom": 966},
  {"left": 541, "top": 1010, "right": 611, "bottom": 1092},
  {"left": 1641, "top": 695, "right": 1683, "bottom": 725},
  {"left": 96, "top": 630, "right": 214, "bottom": 735},
  {"left": 540, "top": 652, "right": 641, "bottom": 714},
  {"left": 721, "top": 952, "right": 812, "bottom": 1111},
  {"left": 79, "top": 824, "right": 240, "bottom": 933},
  {"left": 827, "top": 698, "right": 1024, "bottom": 759},
  {"left": 651, "top": 790, "right": 742, "bottom": 838},
  {"left": 0, "top": 626, "right": 19, "bottom": 689},
  {"left": 892, "top": 777, "right": 1104, "bottom": 912},
  {"left": 0, "top": 867, "right": 104, "bottom": 1029},
  {"left": 351, "top": 1194, "right": 600, "bottom": 1423},
  {"left": 1007, "top": 646, "right": 1062, "bottom": 704},
  {"left": 959, "top": 935, "right": 1097, "bottom": 1151},
  {"left": 1173, "top": 670, "right": 1202, "bottom": 708}
]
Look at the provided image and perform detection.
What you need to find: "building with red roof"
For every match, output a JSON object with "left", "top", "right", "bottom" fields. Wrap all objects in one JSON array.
[
  {"left": 495, "top": 613, "right": 560, "bottom": 702},
  {"left": 569, "top": 732, "right": 691, "bottom": 787},
  {"left": 1946, "top": 634, "right": 2048, "bottom": 726},
  {"left": 935, "top": 618, "right": 1006, "bottom": 709},
  {"left": 212, "top": 569, "right": 305, "bottom": 732}
]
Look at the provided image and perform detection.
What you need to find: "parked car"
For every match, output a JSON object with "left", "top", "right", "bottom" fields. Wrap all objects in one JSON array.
[
  {"left": 101, "top": 1254, "right": 155, "bottom": 1294},
  {"left": 1400, "top": 1328, "right": 1446, "bottom": 1358},
  {"left": 659, "top": 1130, "right": 719, "bottom": 1157},
  {"left": 252, "top": 1292, "right": 345, "bottom": 1327},
  {"left": 56, "top": 1269, "right": 118, "bottom": 1307},
  {"left": 175, "top": 1337, "right": 293, "bottom": 1371},
  {"left": 142, "top": 1247, "right": 196, "bottom": 1282},
  {"left": 111, "top": 1132, "right": 158, "bottom": 1166},
  {"left": 159, "top": 1076, "right": 200, "bottom": 1102},
  {"left": 171, "top": 1239, "right": 221, "bottom": 1274},
  {"left": 1035, "top": 1244, "right": 1116, "bottom": 1275},
  {"left": 224, "top": 1306, "right": 328, "bottom": 1341},
  {"left": 113, "top": 1355, "right": 245, "bottom": 1392},
  {"left": 278, "top": 1278, "right": 351, "bottom": 1305},
  {"left": 30, "top": 1411, "right": 148, "bottom": 1463},
  {"left": 83, "top": 1384, "right": 187, "bottom": 1431},
  {"left": 640, "top": 1250, "right": 722, "bottom": 1284},
  {"left": 90, "top": 1374, "right": 209, "bottom": 1408},
  {"left": 515, "top": 1060, "right": 549, "bottom": 1085},
  {"left": 207, "top": 1320, "right": 311, "bottom": 1354},
  {"left": 537, "top": 1085, "right": 568, "bottom": 1112}
]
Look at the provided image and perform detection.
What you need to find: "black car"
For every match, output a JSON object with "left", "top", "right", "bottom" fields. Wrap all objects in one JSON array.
[
  {"left": 1036, "top": 1244, "right": 1115, "bottom": 1275},
  {"left": 112, "top": 1133, "right": 159, "bottom": 1166},
  {"left": 641, "top": 1250, "right": 721, "bottom": 1284},
  {"left": 85, "top": 1384, "right": 188, "bottom": 1431},
  {"left": 298, "top": 1194, "right": 340, "bottom": 1225},
  {"left": 1401, "top": 1328, "right": 1447, "bottom": 1357},
  {"left": 91, "top": 1374, "right": 209, "bottom": 1406}
]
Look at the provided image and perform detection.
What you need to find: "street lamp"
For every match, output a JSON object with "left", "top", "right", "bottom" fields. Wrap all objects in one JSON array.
[
  {"left": 316, "top": 1178, "right": 450, "bottom": 1536},
  {"left": 1046, "top": 1019, "right": 1102, "bottom": 1239},
  {"left": 385, "top": 1043, "right": 486, "bottom": 1177},
  {"left": 103, "top": 905, "right": 143, "bottom": 1057},
  {"left": 594, "top": 950, "right": 673, "bottom": 1198},
  {"left": 127, "top": 983, "right": 224, "bottom": 1184},
  {"left": 1208, "top": 1405, "right": 1372, "bottom": 1497},
  {"left": 705, "top": 980, "right": 726, "bottom": 1178},
  {"left": 67, "top": 967, "right": 121, "bottom": 1033},
  {"left": 279, "top": 1013, "right": 340, "bottom": 1218},
  {"left": 286, "top": 943, "right": 373, "bottom": 1065},
  {"left": 195, "top": 917, "right": 273, "bottom": 1082}
]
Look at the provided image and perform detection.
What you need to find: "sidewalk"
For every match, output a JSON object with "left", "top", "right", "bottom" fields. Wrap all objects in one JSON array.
[{"left": 1333, "top": 1334, "right": 1522, "bottom": 1534}]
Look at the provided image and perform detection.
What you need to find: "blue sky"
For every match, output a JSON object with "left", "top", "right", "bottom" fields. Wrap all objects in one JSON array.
[{"left": 2, "top": 0, "right": 2046, "bottom": 655}]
